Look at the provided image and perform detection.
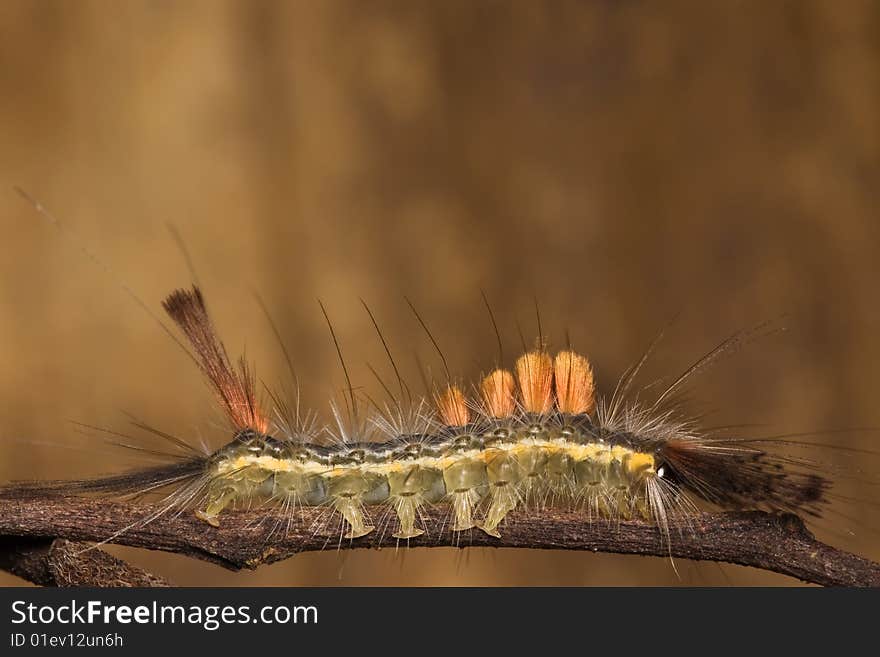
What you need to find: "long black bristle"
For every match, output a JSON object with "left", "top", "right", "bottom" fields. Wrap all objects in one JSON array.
[{"left": 0, "top": 458, "right": 207, "bottom": 499}]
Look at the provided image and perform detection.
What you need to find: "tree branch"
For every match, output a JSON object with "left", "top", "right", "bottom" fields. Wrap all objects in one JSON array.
[
  {"left": 0, "top": 496, "right": 876, "bottom": 586},
  {"left": 0, "top": 536, "right": 171, "bottom": 587}
]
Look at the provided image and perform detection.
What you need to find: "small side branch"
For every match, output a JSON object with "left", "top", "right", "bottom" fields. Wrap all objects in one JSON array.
[
  {"left": 0, "top": 496, "right": 876, "bottom": 586},
  {"left": 0, "top": 536, "right": 171, "bottom": 587}
]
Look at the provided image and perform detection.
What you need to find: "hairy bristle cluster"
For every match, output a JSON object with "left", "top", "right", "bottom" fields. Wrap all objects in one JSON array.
[
  {"left": 554, "top": 350, "right": 595, "bottom": 414},
  {"left": 481, "top": 369, "right": 516, "bottom": 418},
  {"left": 162, "top": 287, "right": 268, "bottom": 434},
  {"left": 436, "top": 385, "right": 470, "bottom": 427},
  {"left": 515, "top": 351, "right": 554, "bottom": 414}
]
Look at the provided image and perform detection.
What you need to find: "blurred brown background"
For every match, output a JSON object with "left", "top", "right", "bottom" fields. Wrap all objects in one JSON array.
[{"left": 1, "top": 0, "right": 878, "bottom": 586}]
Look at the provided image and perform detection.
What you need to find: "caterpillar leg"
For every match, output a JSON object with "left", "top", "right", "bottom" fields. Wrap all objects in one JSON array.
[
  {"left": 516, "top": 445, "right": 548, "bottom": 508},
  {"left": 334, "top": 496, "right": 375, "bottom": 539},
  {"left": 478, "top": 484, "right": 518, "bottom": 538},
  {"left": 391, "top": 495, "right": 424, "bottom": 539},
  {"left": 442, "top": 460, "right": 488, "bottom": 532},
  {"left": 196, "top": 463, "right": 274, "bottom": 527},
  {"left": 601, "top": 457, "right": 630, "bottom": 519},
  {"left": 387, "top": 466, "right": 445, "bottom": 539},
  {"left": 477, "top": 451, "right": 524, "bottom": 538},
  {"left": 449, "top": 488, "right": 482, "bottom": 531},
  {"left": 545, "top": 450, "right": 575, "bottom": 504},
  {"left": 195, "top": 487, "right": 237, "bottom": 527},
  {"left": 328, "top": 472, "right": 387, "bottom": 539}
]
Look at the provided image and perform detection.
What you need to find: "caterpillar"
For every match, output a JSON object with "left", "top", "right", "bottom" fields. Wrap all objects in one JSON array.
[{"left": 2, "top": 282, "right": 833, "bottom": 549}]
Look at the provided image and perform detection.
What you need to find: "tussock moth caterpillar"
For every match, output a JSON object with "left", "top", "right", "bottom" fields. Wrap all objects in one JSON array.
[
  {"left": 1, "top": 191, "right": 877, "bottom": 586},
  {"left": 0, "top": 283, "right": 836, "bottom": 543}
]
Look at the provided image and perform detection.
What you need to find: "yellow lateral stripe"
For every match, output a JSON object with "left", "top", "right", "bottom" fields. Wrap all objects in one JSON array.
[{"left": 216, "top": 440, "right": 655, "bottom": 478}]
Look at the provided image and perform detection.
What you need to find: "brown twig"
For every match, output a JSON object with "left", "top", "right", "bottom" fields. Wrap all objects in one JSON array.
[
  {"left": 0, "top": 536, "right": 171, "bottom": 587},
  {"left": 0, "top": 495, "right": 876, "bottom": 587}
]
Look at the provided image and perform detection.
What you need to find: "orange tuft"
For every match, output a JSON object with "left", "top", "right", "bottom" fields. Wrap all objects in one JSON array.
[
  {"left": 163, "top": 286, "right": 268, "bottom": 434},
  {"left": 480, "top": 369, "right": 517, "bottom": 418},
  {"left": 515, "top": 351, "right": 554, "bottom": 414},
  {"left": 437, "top": 385, "right": 470, "bottom": 426},
  {"left": 553, "top": 350, "right": 595, "bottom": 414}
]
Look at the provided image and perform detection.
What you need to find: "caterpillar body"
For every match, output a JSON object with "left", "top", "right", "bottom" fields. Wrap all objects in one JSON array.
[{"left": 3, "top": 284, "right": 831, "bottom": 547}]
